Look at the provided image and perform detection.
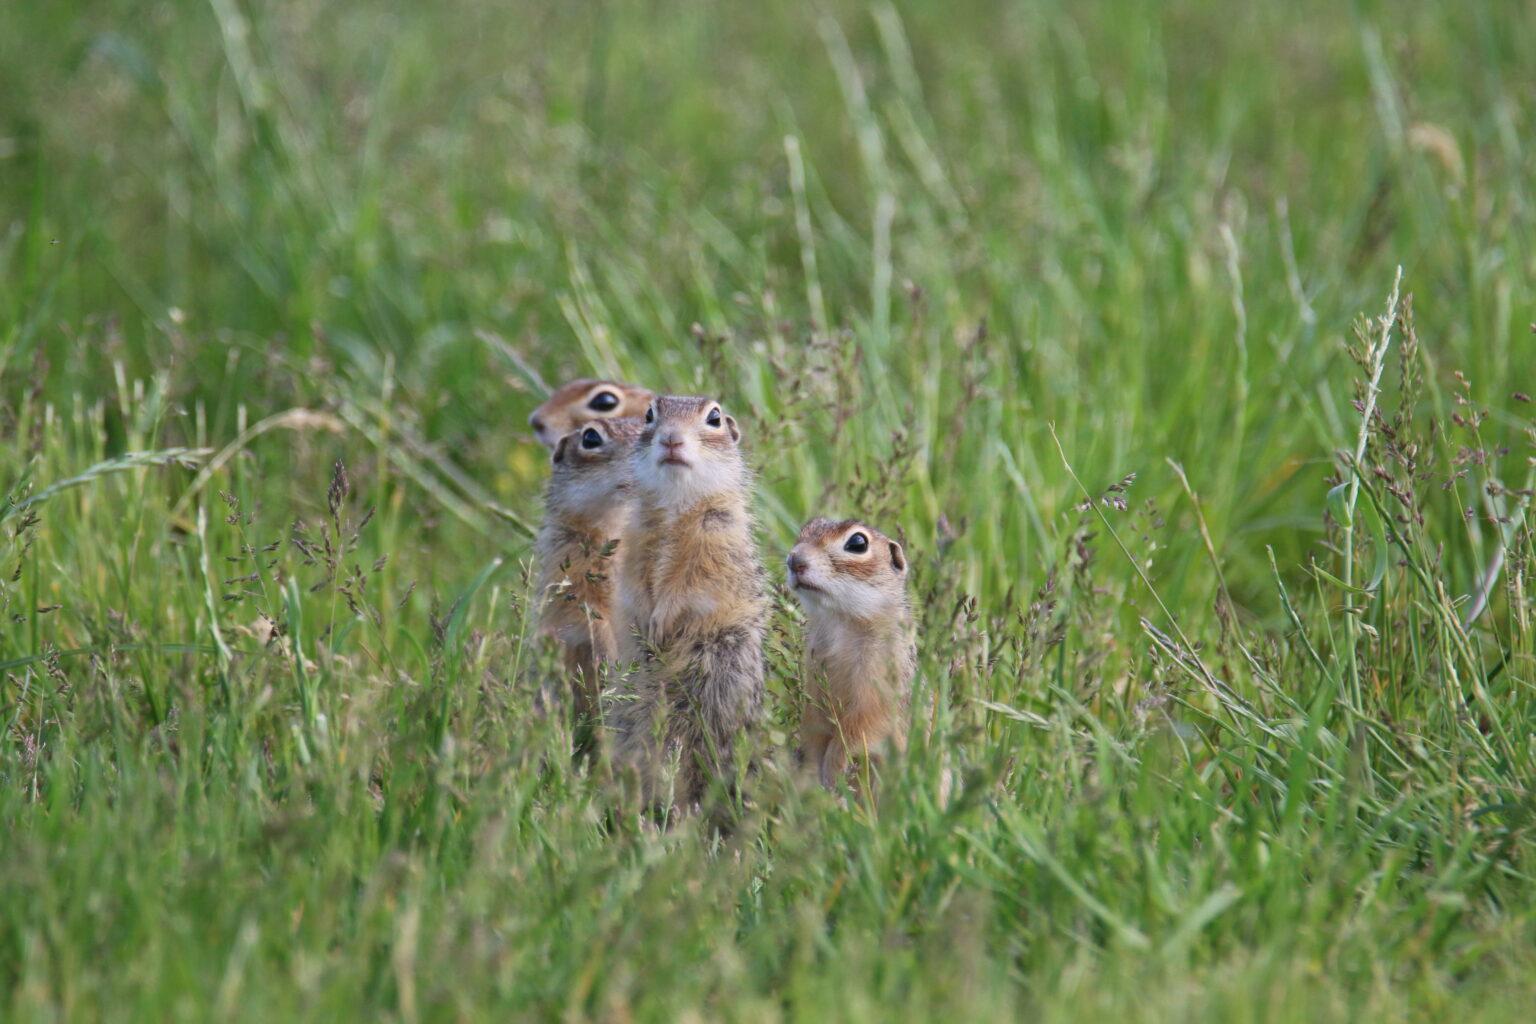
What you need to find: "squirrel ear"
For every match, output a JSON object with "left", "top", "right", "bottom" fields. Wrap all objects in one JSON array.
[
  {"left": 551, "top": 435, "right": 570, "bottom": 464},
  {"left": 725, "top": 414, "right": 740, "bottom": 443},
  {"left": 888, "top": 540, "right": 906, "bottom": 573}
]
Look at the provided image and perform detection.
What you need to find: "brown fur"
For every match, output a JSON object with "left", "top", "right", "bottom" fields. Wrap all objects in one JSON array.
[
  {"left": 609, "top": 395, "right": 767, "bottom": 811},
  {"left": 529, "top": 378, "right": 653, "bottom": 450},
  {"left": 788, "top": 518, "right": 915, "bottom": 792},
  {"left": 533, "top": 418, "right": 643, "bottom": 724}
]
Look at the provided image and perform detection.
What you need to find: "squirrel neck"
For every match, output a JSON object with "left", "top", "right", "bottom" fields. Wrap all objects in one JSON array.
[
  {"left": 641, "top": 485, "right": 750, "bottom": 535},
  {"left": 552, "top": 508, "right": 625, "bottom": 545},
  {"left": 545, "top": 483, "right": 630, "bottom": 539},
  {"left": 812, "top": 599, "right": 910, "bottom": 643},
  {"left": 806, "top": 602, "right": 914, "bottom": 701}
]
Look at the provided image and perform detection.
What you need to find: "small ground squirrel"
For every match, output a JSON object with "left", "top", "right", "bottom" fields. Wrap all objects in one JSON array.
[
  {"left": 608, "top": 394, "right": 767, "bottom": 810},
  {"left": 528, "top": 378, "right": 654, "bottom": 450},
  {"left": 787, "top": 517, "right": 915, "bottom": 791},
  {"left": 534, "top": 417, "right": 644, "bottom": 725}
]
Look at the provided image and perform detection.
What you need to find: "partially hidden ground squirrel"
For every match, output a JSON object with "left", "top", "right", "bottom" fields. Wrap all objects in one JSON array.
[
  {"left": 608, "top": 395, "right": 767, "bottom": 810},
  {"left": 534, "top": 417, "right": 644, "bottom": 725},
  {"left": 529, "top": 378, "right": 654, "bottom": 450},
  {"left": 787, "top": 517, "right": 915, "bottom": 791}
]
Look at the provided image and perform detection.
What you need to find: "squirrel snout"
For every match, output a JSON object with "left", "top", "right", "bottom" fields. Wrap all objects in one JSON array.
[
  {"left": 787, "top": 552, "right": 809, "bottom": 576},
  {"left": 529, "top": 413, "right": 545, "bottom": 432}
]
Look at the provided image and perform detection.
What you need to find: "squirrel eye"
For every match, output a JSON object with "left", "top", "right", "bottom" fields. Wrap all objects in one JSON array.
[
  {"left": 580, "top": 427, "right": 604, "bottom": 449},
  {"left": 843, "top": 532, "right": 869, "bottom": 554},
  {"left": 645, "top": 405, "right": 655, "bottom": 424},
  {"left": 706, "top": 407, "right": 722, "bottom": 427},
  {"left": 588, "top": 391, "right": 619, "bottom": 412}
]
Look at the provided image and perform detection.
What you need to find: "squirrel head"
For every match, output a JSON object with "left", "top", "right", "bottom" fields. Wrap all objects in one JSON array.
[
  {"left": 547, "top": 416, "right": 644, "bottom": 519},
  {"left": 633, "top": 394, "right": 747, "bottom": 509},
  {"left": 787, "top": 518, "right": 908, "bottom": 621},
  {"left": 530, "top": 378, "right": 653, "bottom": 450}
]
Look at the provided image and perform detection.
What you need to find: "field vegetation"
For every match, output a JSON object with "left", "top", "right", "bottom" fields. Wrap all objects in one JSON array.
[{"left": 2, "top": 0, "right": 1534, "bottom": 1019}]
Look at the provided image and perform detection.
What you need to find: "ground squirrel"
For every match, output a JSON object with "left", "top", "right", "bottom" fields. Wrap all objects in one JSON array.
[
  {"left": 534, "top": 417, "right": 643, "bottom": 725},
  {"left": 787, "top": 517, "right": 915, "bottom": 791},
  {"left": 528, "top": 378, "right": 654, "bottom": 450},
  {"left": 608, "top": 394, "right": 767, "bottom": 810}
]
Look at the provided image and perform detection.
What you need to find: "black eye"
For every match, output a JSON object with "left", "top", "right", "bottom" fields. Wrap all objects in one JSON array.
[
  {"left": 843, "top": 532, "right": 869, "bottom": 554},
  {"left": 588, "top": 391, "right": 619, "bottom": 412},
  {"left": 645, "top": 405, "right": 655, "bottom": 424},
  {"left": 581, "top": 428, "right": 603, "bottom": 449},
  {"left": 706, "top": 407, "right": 722, "bottom": 427}
]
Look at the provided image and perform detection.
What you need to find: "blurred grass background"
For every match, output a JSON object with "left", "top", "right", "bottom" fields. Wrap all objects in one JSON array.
[{"left": 2, "top": 0, "right": 1534, "bottom": 1020}]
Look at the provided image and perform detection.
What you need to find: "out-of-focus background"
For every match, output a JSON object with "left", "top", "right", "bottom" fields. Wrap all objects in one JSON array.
[{"left": 2, "top": 1, "right": 1533, "bottom": 1020}]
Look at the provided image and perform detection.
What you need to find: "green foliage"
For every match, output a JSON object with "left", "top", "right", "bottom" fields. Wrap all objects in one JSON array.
[{"left": 1, "top": 0, "right": 1533, "bottom": 1019}]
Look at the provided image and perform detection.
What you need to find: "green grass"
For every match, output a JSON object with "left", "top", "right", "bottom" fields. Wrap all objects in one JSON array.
[{"left": 2, "top": 0, "right": 1534, "bottom": 1019}]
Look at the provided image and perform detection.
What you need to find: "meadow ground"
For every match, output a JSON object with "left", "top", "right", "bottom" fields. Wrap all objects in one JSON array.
[{"left": 2, "top": 0, "right": 1534, "bottom": 1019}]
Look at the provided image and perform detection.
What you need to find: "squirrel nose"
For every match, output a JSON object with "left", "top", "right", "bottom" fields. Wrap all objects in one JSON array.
[
  {"left": 529, "top": 413, "right": 545, "bottom": 432},
  {"left": 787, "top": 553, "right": 808, "bottom": 575},
  {"left": 660, "top": 436, "right": 684, "bottom": 451}
]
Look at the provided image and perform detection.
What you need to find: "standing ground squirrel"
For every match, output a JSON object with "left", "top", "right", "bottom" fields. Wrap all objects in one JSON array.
[
  {"left": 528, "top": 378, "right": 654, "bottom": 450},
  {"left": 608, "top": 394, "right": 767, "bottom": 810},
  {"left": 787, "top": 517, "right": 915, "bottom": 791},
  {"left": 534, "top": 417, "right": 644, "bottom": 725}
]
